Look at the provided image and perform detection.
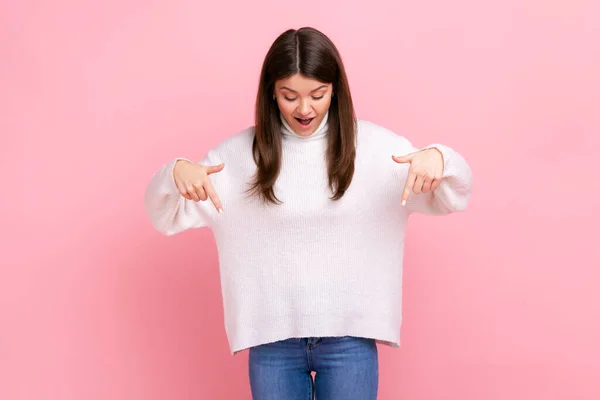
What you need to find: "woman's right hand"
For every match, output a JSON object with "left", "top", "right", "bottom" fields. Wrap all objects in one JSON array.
[{"left": 173, "top": 160, "right": 225, "bottom": 213}]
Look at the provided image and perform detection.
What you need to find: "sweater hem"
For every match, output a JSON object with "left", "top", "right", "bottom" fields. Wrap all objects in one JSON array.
[{"left": 226, "top": 314, "right": 402, "bottom": 355}]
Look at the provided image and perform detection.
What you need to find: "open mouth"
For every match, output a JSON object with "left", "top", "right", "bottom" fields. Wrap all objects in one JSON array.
[{"left": 295, "top": 117, "right": 314, "bottom": 127}]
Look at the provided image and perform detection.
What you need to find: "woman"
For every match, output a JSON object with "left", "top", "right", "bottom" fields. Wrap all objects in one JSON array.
[{"left": 144, "top": 27, "right": 473, "bottom": 400}]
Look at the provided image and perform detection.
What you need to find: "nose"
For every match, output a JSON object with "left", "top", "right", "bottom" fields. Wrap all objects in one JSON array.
[{"left": 298, "top": 99, "right": 311, "bottom": 116}]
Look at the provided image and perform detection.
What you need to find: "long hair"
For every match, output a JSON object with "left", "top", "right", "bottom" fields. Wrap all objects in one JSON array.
[{"left": 247, "top": 27, "right": 357, "bottom": 205}]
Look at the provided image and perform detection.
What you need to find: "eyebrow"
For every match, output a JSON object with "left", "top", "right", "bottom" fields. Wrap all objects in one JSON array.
[{"left": 280, "top": 85, "right": 328, "bottom": 94}]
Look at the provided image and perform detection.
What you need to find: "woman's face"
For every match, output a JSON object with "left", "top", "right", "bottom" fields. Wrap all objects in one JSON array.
[{"left": 274, "top": 73, "right": 333, "bottom": 136}]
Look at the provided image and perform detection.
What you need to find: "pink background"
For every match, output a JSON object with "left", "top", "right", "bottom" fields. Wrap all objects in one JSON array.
[{"left": 2, "top": 1, "right": 599, "bottom": 399}]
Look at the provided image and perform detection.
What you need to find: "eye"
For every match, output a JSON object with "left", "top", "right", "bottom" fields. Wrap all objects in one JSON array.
[
  {"left": 284, "top": 97, "right": 297, "bottom": 102},
  {"left": 312, "top": 95, "right": 325, "bottom": 100}
]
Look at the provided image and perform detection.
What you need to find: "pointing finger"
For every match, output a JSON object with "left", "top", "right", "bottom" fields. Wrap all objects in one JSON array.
[
  {"left": 203, "top": 179, "right": 224, "bottom": 214},
  {"left": 402, "top": 171, "right": 416, "bottom": 206}
]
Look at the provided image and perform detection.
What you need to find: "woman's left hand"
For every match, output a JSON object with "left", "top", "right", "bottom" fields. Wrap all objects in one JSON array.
[{"left": 392, "top": 148, "right": 444, "bottom": 206}]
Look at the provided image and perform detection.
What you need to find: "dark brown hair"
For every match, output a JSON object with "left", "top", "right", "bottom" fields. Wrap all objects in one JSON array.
[{"left": 247, "top": 27, "right": 357, "bottom": 205}]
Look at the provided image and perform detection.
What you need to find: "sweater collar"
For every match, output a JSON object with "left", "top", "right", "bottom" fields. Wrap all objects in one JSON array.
[{"left": 280, "top": 112, "right": 329, "bottom": 141}]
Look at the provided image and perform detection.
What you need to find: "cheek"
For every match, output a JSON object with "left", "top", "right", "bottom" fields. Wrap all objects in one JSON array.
[
  {"left": 316, "top": 97, "right": 332, "bottom": 114},
  {"left": 277, "top": 100, "right": 295, "bottom": 116}
]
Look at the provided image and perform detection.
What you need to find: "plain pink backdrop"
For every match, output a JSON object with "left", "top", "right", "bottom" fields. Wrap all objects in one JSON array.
[{"left": 1, "top": 0, "right": 599, "bottom": 399}]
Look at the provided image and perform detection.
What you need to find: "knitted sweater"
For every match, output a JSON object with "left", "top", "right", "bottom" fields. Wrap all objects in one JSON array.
[{"left": 144, "top": 115, "right": 473, "bottom": 354}]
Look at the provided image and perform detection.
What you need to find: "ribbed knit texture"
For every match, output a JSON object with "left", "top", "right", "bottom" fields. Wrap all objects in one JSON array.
[{"left": 144, "top": 116, "right": 473, "bottom": 354}]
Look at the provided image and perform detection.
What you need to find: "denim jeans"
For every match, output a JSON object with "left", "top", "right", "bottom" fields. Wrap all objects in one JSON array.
[{"left": 248, "top": 336, "right": 378, "bottom": 400}]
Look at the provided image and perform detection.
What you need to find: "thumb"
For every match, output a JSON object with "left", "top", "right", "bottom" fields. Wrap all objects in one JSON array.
[
  {"left": 392, "top": 153, "right": 414, "bottom": 164},
  {"left": 206, "top": 163, "right": 225, "bottom": 175}
]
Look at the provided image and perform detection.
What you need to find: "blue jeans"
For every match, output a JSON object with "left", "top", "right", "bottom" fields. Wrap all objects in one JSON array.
[{"left": 248, "top": 336, "right": 378, "bottom": 400}]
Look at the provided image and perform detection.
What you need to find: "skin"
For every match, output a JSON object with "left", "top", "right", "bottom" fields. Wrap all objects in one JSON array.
[
  {"left": 393, "top": 148, "right": 445, "bottom": 205},
  {"left": 173, "top": 161, "right": 224, "bottom": 213},
  {"left": 274, "top": 73, "right": 333, "bottom": 136}
]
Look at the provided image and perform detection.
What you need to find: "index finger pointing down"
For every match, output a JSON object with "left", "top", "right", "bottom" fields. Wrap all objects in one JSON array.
[{"left": 203, "top": 179, "right": 223, "bottom": 214}]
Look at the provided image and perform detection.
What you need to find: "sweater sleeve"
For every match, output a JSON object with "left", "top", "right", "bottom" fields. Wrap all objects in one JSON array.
[
  {"left": 143, "top": 153, "right": 217, "bottom": 235},
  {"left": 401, "top": 142, "right": 473, "bottom": 216}
]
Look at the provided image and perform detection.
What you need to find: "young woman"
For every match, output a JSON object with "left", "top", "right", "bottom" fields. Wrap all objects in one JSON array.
[{"left": 144, "top": 27, "right": 473, "bottom": 400}]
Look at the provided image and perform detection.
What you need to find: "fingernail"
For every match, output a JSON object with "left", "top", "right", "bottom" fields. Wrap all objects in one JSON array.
[
  {"left": 401, "top": 200, "right": 406, "bottom": 206},
  {"left": 218, "top": 208, "right": 224, "bottom": 214}
]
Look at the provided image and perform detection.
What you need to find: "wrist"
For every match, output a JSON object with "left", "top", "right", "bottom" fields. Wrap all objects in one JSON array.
[
  {"left": 425, "top": 147, "right": 444, "bottom": 174},
  {"left": 173, "top": 158, "right": 192, "bottom": 177}
]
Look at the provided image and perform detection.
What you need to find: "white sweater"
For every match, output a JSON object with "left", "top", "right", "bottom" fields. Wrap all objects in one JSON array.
[{"left": 144, "top": 115, "right": 473, "bottom": 354}]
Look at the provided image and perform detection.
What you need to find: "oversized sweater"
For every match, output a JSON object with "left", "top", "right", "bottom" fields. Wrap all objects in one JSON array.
[{"left": 144, "top": 115, "right": 473, "bottom": 354}]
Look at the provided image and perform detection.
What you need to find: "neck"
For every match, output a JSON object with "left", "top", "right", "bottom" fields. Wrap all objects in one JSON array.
[{"left": 280, "top": 112, "right": 329, "bottom": 141}]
